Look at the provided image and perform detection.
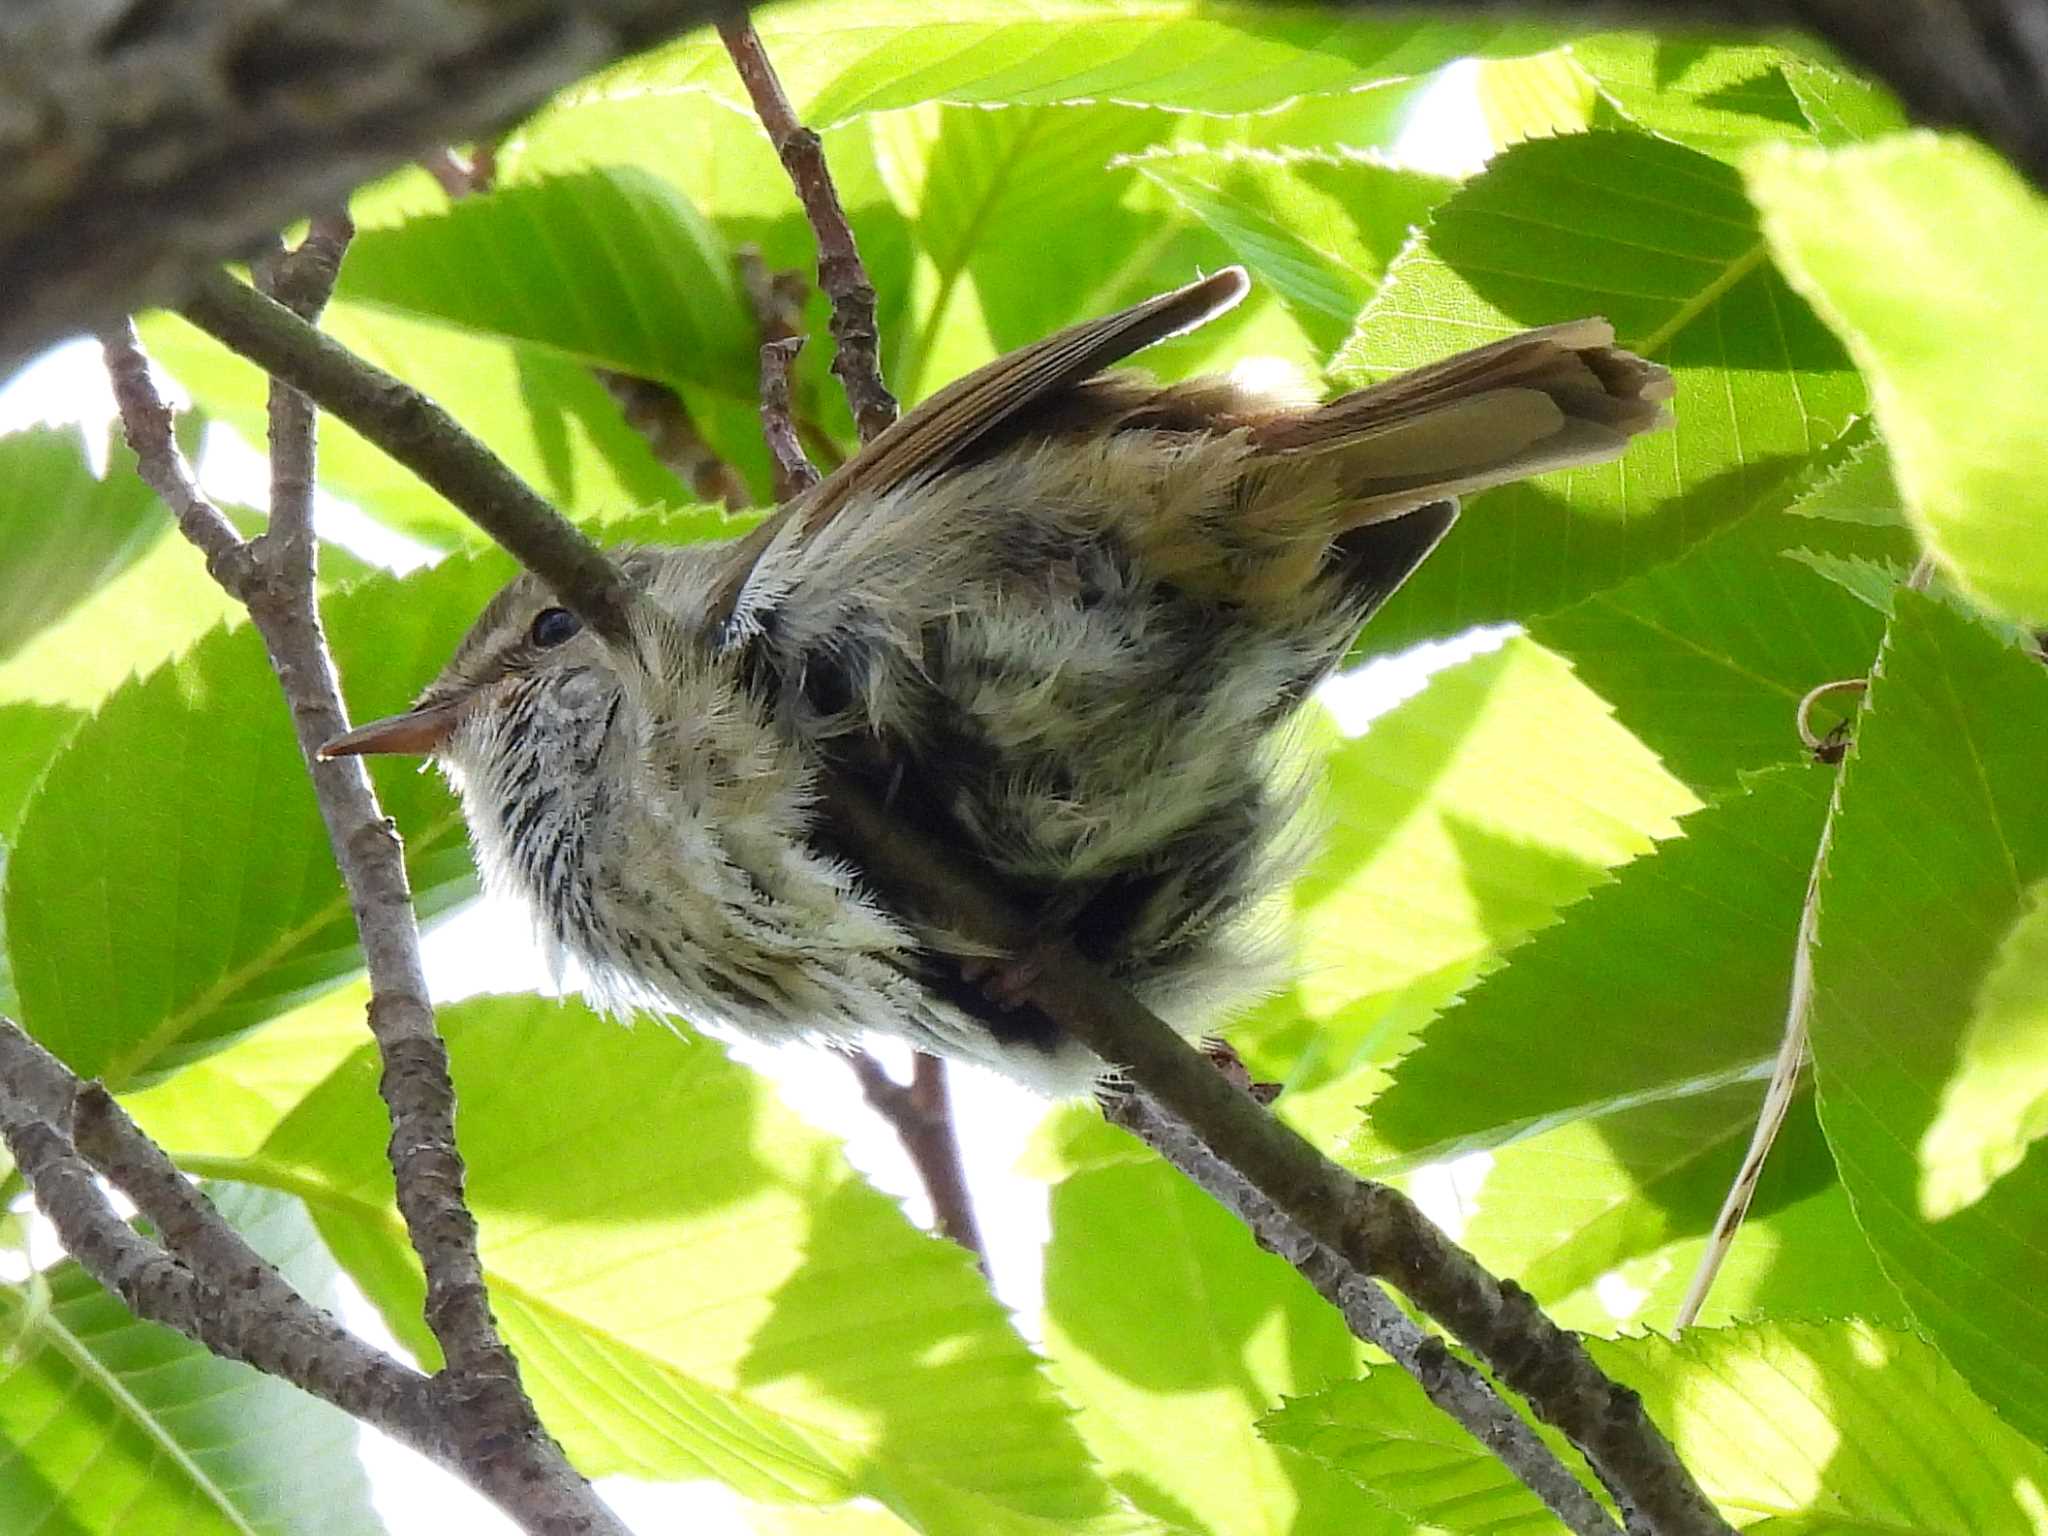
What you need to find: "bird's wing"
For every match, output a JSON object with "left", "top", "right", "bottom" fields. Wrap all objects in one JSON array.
[{"left": 708, "top": 266, "right": 1250, "bottom": 628}]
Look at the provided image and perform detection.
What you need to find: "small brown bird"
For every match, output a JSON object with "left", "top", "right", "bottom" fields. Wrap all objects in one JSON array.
[{"left": 324, "top": 269, "right": 1672, "bottom": 1092}]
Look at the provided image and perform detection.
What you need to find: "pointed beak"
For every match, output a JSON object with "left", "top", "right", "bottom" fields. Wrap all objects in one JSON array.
[{"left": 318, "top": 698, "right": 472, "bottom": 759}]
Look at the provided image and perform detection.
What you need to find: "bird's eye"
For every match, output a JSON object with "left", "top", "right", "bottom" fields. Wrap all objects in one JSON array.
[{"left": 529, "top": 607, "right": 581, "bottom": 648}]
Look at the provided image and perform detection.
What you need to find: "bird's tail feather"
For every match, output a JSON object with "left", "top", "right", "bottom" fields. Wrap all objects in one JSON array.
[{"left": 1250, "top": 319, "right": 1674, "bottom": 530}]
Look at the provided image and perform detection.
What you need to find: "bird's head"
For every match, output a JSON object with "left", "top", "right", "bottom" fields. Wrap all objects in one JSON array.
[{"left": 319, "top": 570, "right": 624, "bottom": 779}]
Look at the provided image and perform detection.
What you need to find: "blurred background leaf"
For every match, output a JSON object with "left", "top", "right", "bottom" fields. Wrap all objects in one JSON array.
[{"left": 1748, "top": 134, "right": 2048, "bottom": 626}]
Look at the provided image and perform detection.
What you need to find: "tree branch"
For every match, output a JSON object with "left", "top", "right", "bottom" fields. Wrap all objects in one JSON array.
[
  {"left": 166, "top": 231, "right": 1734, "bottom": 1536},
  {"left": 176, "top": 269, "right": 638, "bottom": 649},
  {"left": 758, "top": 335, "right": 822, "bottom": 498},
  {"left": 821, "top": 779, "right": 1730, "bottom": 1536},
  {"left": 0, "top": 0, "right": 739, "bottom": 372},
  {"left": 1104, "top": 1087, "right": 1620, "bottom": 1536},
  {"left": 12, "top": 2, "right": 2048, "bottom": 381},
  {"left": 845, "top": 1050, "right": 989, "bottom": 1268},
  {"left": 718, "top": 17, "right": 897, "bottom": 442},
  {"left": 0, "top": 1017, "right": 446, "bottom": 1463},
  {"left": 99, "top": 247, "right": 632, "bottom": 1536}
]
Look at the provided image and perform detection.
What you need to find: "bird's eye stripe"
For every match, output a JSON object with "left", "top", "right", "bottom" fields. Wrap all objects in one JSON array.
[{"left": 531, "top": 607, "right": 581, "bottom": 647}]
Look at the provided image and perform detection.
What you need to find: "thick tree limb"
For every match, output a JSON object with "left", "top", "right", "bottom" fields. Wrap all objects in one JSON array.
[
  {"left": 9, "top": 2, "right": 2048, "bottom": 380},
  {"left": 0, "top": 0, "right": 738, "bottom": 372}
]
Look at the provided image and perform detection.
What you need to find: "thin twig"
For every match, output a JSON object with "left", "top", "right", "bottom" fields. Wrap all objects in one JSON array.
[
  {"left": 109, "top": 250, "right": 630, "bottom": 1536},
  {"left": 718, "top": 19, "right": 897, "bottom": 442},
  {"left": 738, "top": 247, "right": 809, "bottom": 348},
  {"left": 166, "top": 261, "right": 1736, "bottom": 1536},
  {"left": 1105, "top": 1088, "right": 1620, "bottom": 1536},
  {"left": 740, "top": 247, "right": 834, "bottom": 497},
  {"left": 845, "top": 1050, "right": 989, "bottom": 1269},
  {"left": 421, "top": 147, "right": 479, "bottom": 199},
  {"left": 595, "top": 367, "right": 753, "bottom": 509},
  {"left": 759, "top": 336, "right": 821, "bottom": 498},
  {"left": 97, "top": 320, "right": 251, "bottom": 596},
  {"left": 0, "top": 1020, "right": 445, "bottom": 1460}
]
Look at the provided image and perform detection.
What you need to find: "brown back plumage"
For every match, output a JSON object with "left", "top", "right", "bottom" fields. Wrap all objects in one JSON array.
[{"left": 716, "top": 269, "right": 1673, "bottom": 621}]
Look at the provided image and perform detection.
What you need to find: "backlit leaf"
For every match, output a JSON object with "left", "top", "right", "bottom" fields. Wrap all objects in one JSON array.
[{"left": 1747, "top": 133, "right": 2048, "bottom": 624}]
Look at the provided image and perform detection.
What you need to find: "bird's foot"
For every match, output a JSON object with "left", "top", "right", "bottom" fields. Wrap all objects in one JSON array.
[
  {"left": 1199, "top": 1036, "right": 1282, "bottom": 1105},
  {"left": 958, "top": 946, "right": 1049, "bottom": 1011}
]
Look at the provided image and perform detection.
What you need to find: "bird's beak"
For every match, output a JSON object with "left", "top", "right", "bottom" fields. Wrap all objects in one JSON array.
[{"left": 318, "top": 698, "right": 471, "bottom": 759}]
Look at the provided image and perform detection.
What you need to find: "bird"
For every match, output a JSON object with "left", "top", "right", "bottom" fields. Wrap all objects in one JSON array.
[{"left": 322, "top": 268, "right": 1673, "bottom": 1093}]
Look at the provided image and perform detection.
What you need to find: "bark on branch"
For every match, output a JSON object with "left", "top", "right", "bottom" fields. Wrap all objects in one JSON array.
[
  {"left": 80, "top": 234, "right": 632, "bottom": 1536},
  {"left": 0, "top": 0, "right": 737, "bottom": 371}
]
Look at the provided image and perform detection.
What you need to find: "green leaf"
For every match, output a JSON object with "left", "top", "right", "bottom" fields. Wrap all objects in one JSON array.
[
  {"left": 507, "top": 94, "right": 913, "bottom": 470},
  {"left": 1265, "top": 1321, "right": 2048, "bottom": 1535},
  {"left": 0, "top": 424, "right": 168, "bottom": 661},
  {"left": 888, "top": 104, "right": 1174, "bottom": 399},
  {"left": 4, "top": 500, "right": 740, "bottom": 1088},
  {"left": 1333, "top": 129, "right": 1865, "bottom": 656},
  {"left": 0, "top": 516, "right": 244, "bottom": 711},
  {"left": 1746, "top": 134, "right": 2048, "bottom": 625},
  {"left": 1528, "top": 457, "right": 1914, "bottom": 792},
  {"left": 1920, "top": 883, "right": 2048, "bottom": 1219},
  {"left": 1782, "top": 547, "right": 1908, "bottom": 616},
  {"left": 1470, "top": 50, "right": 1597, "bottom": 150},
  {"left": 339, "top": 168, "right": 757, "bottom": 398},
  {"left": 565, "top": 1, "right": 1574, "bottom": 127},
  {"left": 0, "top": 1183, "right": 380, "bottom": 1535},
  {"left": 1458, "top": 1083, "right": 1903, "bottom": 1333},
  {"left": 1128, "top": 146, "right": 1452, "bottom": 355},
  {"left": 1358, "top": 766, "right": 1833, "bottom": 1173},
  {"left": 0, "top": 701, "right": 82, "bottom": 1024},
  {"left": 1175, "top": 77, "right": 1431, "bottom": 155},
  {"left": 1807, "top": 591, "right": 2048, "bottom": 1440},
  {"left": 1780, "top": 57, "right": 1910, "bottom": 146},
  {"left": 1041, "top": 1150, "right": 1399, "bottom": 1536},
  {"left": 2, "top": 553, "right": 514, "bottom": 1085},
  {"left": 148, "top": 994, "right": 1135, "bottom": 1536},
  {"left": 1246, "top": 636, "right": 1692, "bottom": 1095},
  {"left": 1263, "top": 1362, "right": 1577, "bottom": 1535},
  {"left": 1571, "top": 36, "right": 1819, "bottom": 158},
  {"left": 0, "top": 703, "right": 79, "bottom": 839},
  {"left": 117, "top": 982, "right": 377, "bottom": 1165},
  {"left": 1781, "top": 428, "right": 1906, "bottom": 527}
]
